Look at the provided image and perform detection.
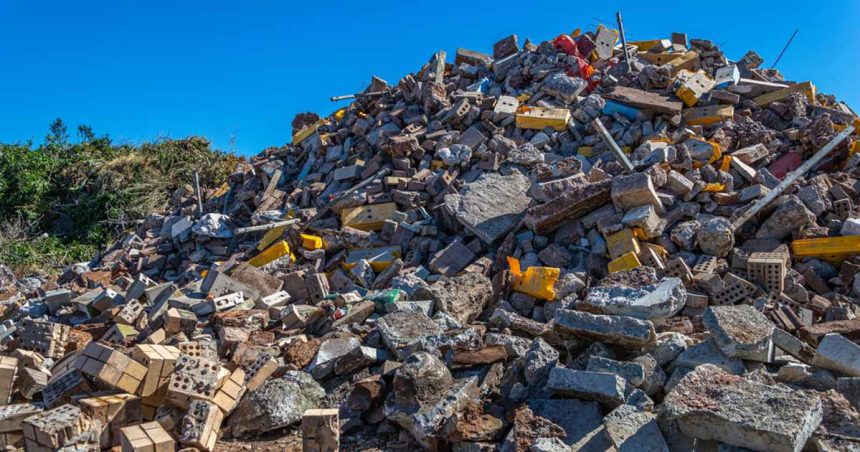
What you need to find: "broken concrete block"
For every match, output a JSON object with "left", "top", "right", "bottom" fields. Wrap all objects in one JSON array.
[
  {"left": 546, "top": 367, "right": 626, "bottom": 407},
  {"left": 812, "top": 333, "right": 860, "bottom": 377},
  {"left": 22, "top": 404, "right": 94, "bottom": 451},
  {"left": 586, "top": 356, "right": 645, "bottom": 387},
  {"left": 603, "top": 404, "right": 669, "bottom": 452},
  {"left": 611, "top": 173, "right": 663, "bottom": 214},
  {"left": 227, "top": 371, "right": 325, "bottom": 437},
  {"left": 446, "top": 171, "right": 532, "bottom": 244},
  {"left": 578, "top": 277, "right": 687, "bottom": 321},
  {"left": 554, "top": 309, "right": 656, "bottom": 348},
  {"left": 663, "top": 364, "right": 822, "bottom": 452},
  {"left": 703, "top": 305, "right": 775, "bottom": 362},
  {"left": 414, "top": 272, "right": 491, "bottom": 324},
  {"left": 384, "top": 352, "right": 479, "bottom": 449}
]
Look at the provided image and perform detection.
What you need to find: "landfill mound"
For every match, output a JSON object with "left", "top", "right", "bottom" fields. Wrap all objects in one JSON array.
[{"left": 2, "top": 25, "right": 860, "bottom": 452}]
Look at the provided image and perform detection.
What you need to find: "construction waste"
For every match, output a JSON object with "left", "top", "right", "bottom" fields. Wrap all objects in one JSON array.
[{"left": 2, "top": 24, "right": 860, "bottom": 452}]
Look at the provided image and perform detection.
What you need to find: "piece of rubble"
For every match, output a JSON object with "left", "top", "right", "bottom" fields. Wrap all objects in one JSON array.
[
  {"left": 578, "top": 277, "right": 686, "bottom": 321},
  {"left": 226, "top": 371, "right": 324, "bottom": 437},
  {"left": 702, "top": 305, "right": 775, "bottom": 362},
  {"left": 554, "top": 309, "right": 656, "bottom": 348},
  {"left": 663, "top": 364, "right": 823, "bottom": 452}
]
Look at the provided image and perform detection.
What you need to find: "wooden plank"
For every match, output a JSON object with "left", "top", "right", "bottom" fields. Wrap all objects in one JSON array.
[{"left": 604, "top": 86, "right": 683, "bottom": 115}]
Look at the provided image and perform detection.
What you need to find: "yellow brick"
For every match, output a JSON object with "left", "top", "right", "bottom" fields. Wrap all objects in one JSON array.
[
  {"left": 664, "top": 51, "right": 700, "bottom": 76},
  {"left": 629, "top": 39, "right": 670, "bottom": 51},
  {"left": 248, "top": 241, "right": 293, "bottom": 268},
  {"left": 577, "top": 146, "right": 594, "bottom": 157},
  {"left": 608, "top": 252, "right": 642, "bottom": 273},
  {"left": 300, "top": 234, "right": 324, "bottom": 250},
  {"left": 340, "top": 202, "right": 399, "bottom": 231},
  {"left": 638, "top": 51, "right": 685, "bottom": 65},
  {"left": 684, "top": 105, "right": 734, "bottom": 126},
  {"left": 515, "top": 107, "right": 571, "bottom": 131},
  {"left": 292, "top": 121, "right": 321, "bottom": 145},
  {"left": 753, "top": 81, "right": 815, "bottom": 106},
  {"left": 791, "top": 236, "right": 860, "bottom": 264},
  {"left": 675, "top": 70, "right": 715, "bottom": 107},
  {"left": 344, "top": 246, "right": 401, "bottom": 272},
  {"left": 606, "top": 229, "right": 640, "bottom": 260}
]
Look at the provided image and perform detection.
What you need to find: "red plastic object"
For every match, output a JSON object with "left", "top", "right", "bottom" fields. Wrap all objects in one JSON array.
[
  {"left": 553, "top": 34, "right": 581, "bottom": 58},
  {"left": 768, "top": 151, "right": 802, "bottom": 179}
]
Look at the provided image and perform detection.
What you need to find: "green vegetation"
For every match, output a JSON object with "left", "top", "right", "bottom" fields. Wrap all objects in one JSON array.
[{"left": 0, "top": 119, "right": 242, "bottom": 275}]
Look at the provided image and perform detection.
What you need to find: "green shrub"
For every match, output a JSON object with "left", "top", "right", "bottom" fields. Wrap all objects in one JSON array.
[{"left": 0, "top": 119, "right": 243, "bottom": 275}]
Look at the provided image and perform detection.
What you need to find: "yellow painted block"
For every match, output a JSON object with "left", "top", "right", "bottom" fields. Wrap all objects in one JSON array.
[
  {"left": 753, "top": 81, "right": 816, "bottom": 106},
  {"left": 608, "top": 252, "right": 642, "bottom": 273},
  {"left": 684, "top": 105, "right": 734, "bottom": 126},
  {"left": 431, "top": 160, "right": 445, "bottom": 170},
  {"left": 507, "top": 257, "right": 560, "bottom": 301},
  {"left": 577, "top": 146, "right": 594, "bottom": 157},
  {"left": 629, "top": 39, "right": 671, "bottom": 51},
  {"left": 334, "top": 108, "right": 346, "bottom": 121},
  {"left": 675, "top": 70, "right": 715, "bottom": 107},
  {"left": 702, "top": 183, "right": 725, "bottom": 192},
  {"left": 850, "top": 141, "right": 859, "bottom": 157},
  {"left": 791, "top": 236, "right": 860, "bottom": 264},
  {"left": 638, "top": 51, "right": 685, "bottom": 65},
  {"left": 606, "top": 229, "right": 641, "bottom": 260},
  {"left": 211, "top": 182, "right": 230, "bottom": 198},
  {"left": 340, "top": 202, "right": 399, "bottom": 231},
  {"left": 515, "top": 107, "right": 571, "bottom": 131},
  {"left": 664, "top": 51, "right": 700, "bottom": 76},
  {"left": 248, "top": 240, "right": 293, "bottom": 267},
  {"left": 300, "top": 234, "right": 324, "bottom": 250},
  {"left": 292, "top": 121, "right": 321, "bottom": 145},
  {"left": 344, "top": 246, "right": 401, "bottom": 272}
]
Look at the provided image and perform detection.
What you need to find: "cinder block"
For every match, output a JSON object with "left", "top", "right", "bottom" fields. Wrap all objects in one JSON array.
[
  {"left": 78, "top": 393, "right": 142, "bottom": 448},
  {"left": 166, "top": 355, "right": 228, "bottom": 409},
  {"left": 19, "top": 320, "right": 70, "bottom": 359},
  {"left": 132, "top": 344, "right": 181, "bottom": 398},
  {"left": 179, "top": 400, "right": 223, "bottom": 451},
  {"left": 22, "top": 404, "right": 92, "bottom": 450},
  {"left": 76, "top": 342, "right": 148, "bottom": 394}
]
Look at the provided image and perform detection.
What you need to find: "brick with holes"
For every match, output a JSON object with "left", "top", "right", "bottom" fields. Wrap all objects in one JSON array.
[{"left": 747, "top": 252, "right": 787, "bottom": 293}]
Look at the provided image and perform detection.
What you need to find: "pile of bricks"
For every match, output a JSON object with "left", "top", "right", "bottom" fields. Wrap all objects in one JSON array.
[{"left": 1, "top": 22, "right": 860, "bottom": 452}]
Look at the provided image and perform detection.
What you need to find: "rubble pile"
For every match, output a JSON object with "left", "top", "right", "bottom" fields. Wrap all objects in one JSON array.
[{"left": 2, "top": 25, "right": 860, "bottom": 452}]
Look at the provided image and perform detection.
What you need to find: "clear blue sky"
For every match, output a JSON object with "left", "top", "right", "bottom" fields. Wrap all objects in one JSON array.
[{"left": 1, "top": 0, "right": 858, "bottom": 156}]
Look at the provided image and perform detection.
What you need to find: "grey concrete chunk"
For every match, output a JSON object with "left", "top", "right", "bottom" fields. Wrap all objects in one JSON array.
[
  {"left": 377, "top": 310, "right": 444, "bottom": 356},
  {"left": 672, "top": 339, "right": 745, "bottom": 375},
  {"left": 586, "top": 355, "right": 645, "bottom": 387},
  {"left": 702, "top": 305, "right": 775, "bottom": 362},
  {"left": 812, "top": 333, "right": 860, "bottom": 377},
  {"left": 414, "top": 272, "right": 492, "bottom": 325},
  {"left": 547, "top": 367, "right": 626, "bottom": 406},
  {"left": 603, "top": 404, "right": 669, "bottom": 452},
  {"left": 528, "top": 399, "right": 604, "bottom": 448},
  {"left": 578, "top": 277, "right": 687, "bottom": 321},
  {"left": 663, "top": 364, "right": 823, "bottom": 452},
  {"left": 554, "top": 309, "right": 656, "bottom": 348},
  {"left": 447, "top": 171, "right": 532, "bottom": 243}
]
